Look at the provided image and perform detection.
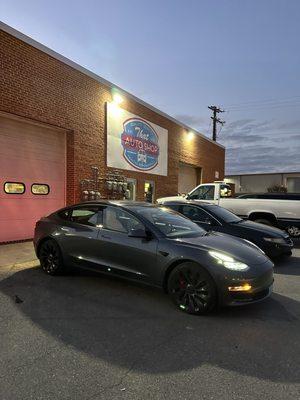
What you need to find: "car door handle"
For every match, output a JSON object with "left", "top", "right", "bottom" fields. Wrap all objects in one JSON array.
[{"left": 101, "top": 234, "right": 111, "bottom": 239}]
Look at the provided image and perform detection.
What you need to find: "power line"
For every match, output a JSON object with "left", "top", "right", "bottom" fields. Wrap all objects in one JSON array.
[
  {"left": 218, "top": 123, "right": 224, "bottom": 136},
  {"left": 226, "top": 102, "right": 300, "bottom": 112},
  {"left": 225, "top": 97, "right": 300, "bottom": 112},
  {"left": 225, "top": 95, "right": 300, "bottom": 108},
  {"left": 227, "top": 101, "right": 300, "bottom": 110},
  {"left": 208, "top": 106, "right": 225, "bottom": 141}
]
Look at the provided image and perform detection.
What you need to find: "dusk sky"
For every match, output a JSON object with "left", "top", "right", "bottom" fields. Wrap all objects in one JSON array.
[{"left": 1, "top": 0, "right": 300, "bottom": 174}]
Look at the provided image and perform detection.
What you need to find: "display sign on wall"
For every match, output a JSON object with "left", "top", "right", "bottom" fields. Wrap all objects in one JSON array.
[{"left": 107, "top": 102, "right": 168, "bottom": 176}]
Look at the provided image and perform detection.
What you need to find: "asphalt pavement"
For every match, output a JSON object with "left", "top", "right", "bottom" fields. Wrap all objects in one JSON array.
[{"left": 0, "top": 244, "right": 299, "bottom": 400}]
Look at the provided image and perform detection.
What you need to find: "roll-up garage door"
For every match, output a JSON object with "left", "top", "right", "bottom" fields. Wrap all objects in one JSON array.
[
  {"left": 0, "top": 114, "right": 66, "bottom": 242},
  {"left": 287, "top": 177, "right": 300, "bottom": 193},
  {"left": 178, "top": 163, "right": 201, "bottom": 195}
]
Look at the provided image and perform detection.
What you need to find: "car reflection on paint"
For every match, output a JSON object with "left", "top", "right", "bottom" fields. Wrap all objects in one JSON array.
[{"left": 34, "top": 201, "right": 274, "bottom": 315}]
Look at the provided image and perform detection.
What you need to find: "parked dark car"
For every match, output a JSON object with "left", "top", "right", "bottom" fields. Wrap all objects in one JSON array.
[
  {"left": 34, "top": 201, "right": 274, "bottom": 315},
  {"left": 161, "top": 200, "right": 293, "bottom": 258}
]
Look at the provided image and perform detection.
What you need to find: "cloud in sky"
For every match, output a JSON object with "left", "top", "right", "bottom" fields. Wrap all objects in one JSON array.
[
  {"left": 3, "top": 0, "right": 300, "bottom": 177},
  {"left": 219, "top": 118, "right": 300, "bottom": 174},
  {"left": 176, "top": 115, "right": 300, "bottom": 175},
  {"left": 225, "top": 145, "right": 300, "bottom": 174},
  {"left": 174, "top": 114, "right": 206, "bottom": 127}
]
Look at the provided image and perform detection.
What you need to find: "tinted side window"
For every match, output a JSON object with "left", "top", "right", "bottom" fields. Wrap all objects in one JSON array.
[
  {"left": 70, "top": 207, "right": 101, "bottom": 227},
  {"left": 166, "top": 204, "right": 181, "bottom": 212},
  {"left": 189, "top": 185, "right": 215, "bottom": 200},
  {"left": 58, "top": 209, "right": 70, "bottom": 221},
  {"left": 181, "top": 205, "right": 210, "bottom": 222},
  {"left": 103, "top": 207, "right": 143, "bottom": 233}
]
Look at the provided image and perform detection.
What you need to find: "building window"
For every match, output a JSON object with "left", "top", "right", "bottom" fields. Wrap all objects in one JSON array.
[
  {"left": 31, "top": 184, "right": 50, "bottom": 195},
  {"left": 127, "top": 178, "right": 137, "bottom": 200},
  {"left": 144, "top": 181, "right": 155, "bottom": 203},
  {"left": 4, "top": 182, "right": 25, "bottom": 194}
]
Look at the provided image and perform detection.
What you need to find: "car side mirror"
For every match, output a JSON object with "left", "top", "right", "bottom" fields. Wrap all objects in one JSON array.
[
  {"left": 193, "top": 218, "right": 213, "bottom": 227},
  {"left": 128, "top": 227, "right": 148, "bottom": 238}
]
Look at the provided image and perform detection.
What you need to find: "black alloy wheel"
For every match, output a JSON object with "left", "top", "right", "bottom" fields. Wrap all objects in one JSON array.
[
  {"left": 168, "top": 262, "right": 217, "bottom": 315},
  {"left": 286, "top": 225, "right": 300, "bottom": 238},
  {"left": 39, "top": 239, "right": 64, "bottom": 275}
]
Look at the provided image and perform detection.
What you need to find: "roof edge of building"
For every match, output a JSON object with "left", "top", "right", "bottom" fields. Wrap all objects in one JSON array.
[{"left": 0, "top": 21, "right": 224, "bottom": 149}]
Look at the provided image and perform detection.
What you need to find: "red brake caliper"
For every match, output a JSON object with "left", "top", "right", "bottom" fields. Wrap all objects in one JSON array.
[{"left": 179, "top": 273, "right": 186, "bottom": 289}]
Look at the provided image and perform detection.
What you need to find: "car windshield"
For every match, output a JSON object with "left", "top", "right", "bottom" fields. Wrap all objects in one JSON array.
[
  {"left": 205, "top": 205, "right": 242, "bottom": 223},
  {"left": 135, "top": 206, "right": 206, "bottom": 238}
]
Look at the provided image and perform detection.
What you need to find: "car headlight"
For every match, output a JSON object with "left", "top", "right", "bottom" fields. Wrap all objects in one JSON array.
[
  {"left": 243, "top": 239, "right": 265, "bottom": 254},
  {"left": 209, "top": 251, "right": 249, "bottom": 271},
  {"left": 264, "top": 237, "right": 286, "bottom": 244}
]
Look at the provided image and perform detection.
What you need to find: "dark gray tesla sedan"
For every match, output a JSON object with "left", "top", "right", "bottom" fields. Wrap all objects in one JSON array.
[{"left": 34, "top": 201, "right": 274, "bottom": 315}]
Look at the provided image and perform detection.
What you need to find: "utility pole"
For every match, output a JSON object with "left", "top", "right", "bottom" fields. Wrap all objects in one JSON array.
[{"left": 208, "top": 106, "right": 225, "bottom": 141}]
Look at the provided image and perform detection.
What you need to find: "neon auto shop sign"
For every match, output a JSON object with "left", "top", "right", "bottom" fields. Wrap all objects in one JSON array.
[{"left": 121, "top": 118, "right": 160, "bottom": 171}]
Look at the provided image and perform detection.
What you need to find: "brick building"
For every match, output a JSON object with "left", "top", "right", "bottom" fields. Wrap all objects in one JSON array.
[{"left": 0, "top": 22, "right": 225, "bottom": 242}]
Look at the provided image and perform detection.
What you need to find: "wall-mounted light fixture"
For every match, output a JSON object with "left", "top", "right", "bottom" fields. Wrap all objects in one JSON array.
[
  {"left": 187, "top": 131, "right": 195, "bottom": 141},
  {"left": 113, "top": 93, "right": 124, "bottom": 105}
]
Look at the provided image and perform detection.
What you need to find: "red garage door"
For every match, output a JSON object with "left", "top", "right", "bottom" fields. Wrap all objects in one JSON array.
[{"left": 0, "top": 114, "right": 66, "bottom": 242}]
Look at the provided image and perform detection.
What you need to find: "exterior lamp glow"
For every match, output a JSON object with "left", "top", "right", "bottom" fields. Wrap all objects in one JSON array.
[
  {"left": 209, "top": 251, "right": 249, "bottom": 271},
  {"left": 228, "top": 284, "right": 252, "bottom": 292},
  {"left": 187, "top": 131, "right": 194, "bottom": 141},
  {"left": 113, "top": 93, "right": 124, "bottom": 105},
  {"left": 110, "top": 92, "right": 123, "bottom": 117}
]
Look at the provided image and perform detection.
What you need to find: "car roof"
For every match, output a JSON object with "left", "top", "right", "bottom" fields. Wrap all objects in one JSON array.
[
  {"left": 62, "top": 200, "right": 157, "bottom": 209},
  {"left": 161, "top": 199, "right": 215, "bottom": 207}
]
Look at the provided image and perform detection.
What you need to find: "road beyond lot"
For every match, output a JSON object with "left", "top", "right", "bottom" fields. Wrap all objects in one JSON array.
[{"left": 0, "top": 244, "right": 299, "bottom": 400}]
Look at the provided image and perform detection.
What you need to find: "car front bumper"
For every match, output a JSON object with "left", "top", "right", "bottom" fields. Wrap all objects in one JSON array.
[
  {"left": 217, "top": 263, "right": 274, "bottom": 306},
  {"left": 263, "top": 237, "right": 294, "bottom": 258}
]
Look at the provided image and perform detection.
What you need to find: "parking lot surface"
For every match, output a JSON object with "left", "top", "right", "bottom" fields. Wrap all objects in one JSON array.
[{"left": 0, "top": 243, "right": 299, "bottom": 400}]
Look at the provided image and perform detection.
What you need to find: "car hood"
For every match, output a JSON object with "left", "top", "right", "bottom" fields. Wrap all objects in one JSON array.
[
  {"left": 172, "top": 232, "right": 270, "bottom": 266},
  {"left": 232, "top": 220, "right": 287, "bottom": 237},
  {"left": 157, "top": 195, "right": 185, "bottom": 204}
]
